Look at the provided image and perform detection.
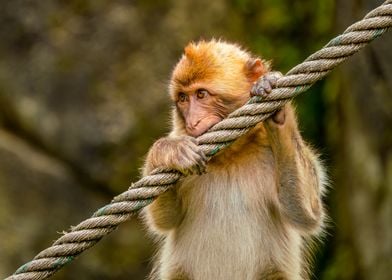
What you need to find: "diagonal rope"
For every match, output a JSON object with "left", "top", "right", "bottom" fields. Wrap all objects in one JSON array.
[{"left": 5, "top": 1, "right": 392, "bottom": 279}]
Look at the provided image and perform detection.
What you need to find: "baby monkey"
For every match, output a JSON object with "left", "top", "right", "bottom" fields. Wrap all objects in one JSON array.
[{"left": 142, "top": 40, "right": 326, "bottom": 280}]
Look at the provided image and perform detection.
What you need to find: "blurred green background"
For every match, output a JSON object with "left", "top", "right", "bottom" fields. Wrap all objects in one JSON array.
[{"left": 0, "top": 0, "right": 391, "bottom": 279}]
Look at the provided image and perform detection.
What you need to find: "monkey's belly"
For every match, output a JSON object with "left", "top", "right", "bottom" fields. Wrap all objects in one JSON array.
[{"left": 162, "top": 170, "right": 297, "bottom": 280}]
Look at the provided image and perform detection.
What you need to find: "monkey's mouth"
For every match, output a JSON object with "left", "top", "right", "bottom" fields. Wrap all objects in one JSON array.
[{"left": 186, "top": 117, "right": 222, "bottom": 137}]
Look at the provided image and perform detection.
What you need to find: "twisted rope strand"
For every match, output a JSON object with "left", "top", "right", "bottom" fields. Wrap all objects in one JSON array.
[{"left": 5, "top": 1, "right": 392, "bottom": 279}]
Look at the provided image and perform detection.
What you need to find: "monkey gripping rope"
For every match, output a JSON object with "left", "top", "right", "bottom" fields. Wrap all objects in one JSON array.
[{"left": 5, "top": 1, "right": 392, "bottom": 279}]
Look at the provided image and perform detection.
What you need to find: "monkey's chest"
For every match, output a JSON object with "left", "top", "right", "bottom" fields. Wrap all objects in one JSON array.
[
  {"left": 172, "top": 166, "right": 276, "bottom": 279},
  {"left": 179, "top": 149, "right": 276, "bottom": 219}
]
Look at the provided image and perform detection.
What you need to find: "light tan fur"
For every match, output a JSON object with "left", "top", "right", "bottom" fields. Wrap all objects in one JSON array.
[{"left": 141, "top": 40, "right": 326, "bottom": 280}]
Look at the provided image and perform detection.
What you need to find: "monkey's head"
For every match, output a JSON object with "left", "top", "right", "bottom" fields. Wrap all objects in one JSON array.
[{"left": 169, "top": 39, "right": 269, "bottom": 137}]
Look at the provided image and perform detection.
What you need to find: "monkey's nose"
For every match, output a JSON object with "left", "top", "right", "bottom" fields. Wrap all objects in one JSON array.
[{"left": 187, "top": 119, "right": 201, "bottom": 129}]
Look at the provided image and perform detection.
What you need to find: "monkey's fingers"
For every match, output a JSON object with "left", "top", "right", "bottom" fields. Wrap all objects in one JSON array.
[
  {"left": 183, "top": 135, "right": 198, "bottom": 145},
  {"left": 267, "top": 71, "right": 283, "bottom": 87},
  {"left": 194, "top": 162, "right": 206, "bottom": 175},
  {"left": 195, "top": 154, "right": 207, "bottom": 175},
  {"left": 179, "top": 149, "right": 207, "bottom": 175},
  {"left": 188, "top": 150, "right": 207, "bottom": 175},
  {"left": 250, "top": 71, "right": 283, "bottom": 99},
  {"left": 185, "top": 138, "right": 208, "bottom": 171},
  {"left": 250, "top": 78, "right": 271, "bottom": 98}
]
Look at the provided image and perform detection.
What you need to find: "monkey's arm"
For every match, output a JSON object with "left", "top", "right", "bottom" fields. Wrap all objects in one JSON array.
[
  {"left": 265, "top": 104, "right": 325, "bottom": 233},
  {"left": 142, "top": 136, "right": 206, "bottom": 233},
  {"left": 142, "top": 188, "right": 182, "bottom": 233}
]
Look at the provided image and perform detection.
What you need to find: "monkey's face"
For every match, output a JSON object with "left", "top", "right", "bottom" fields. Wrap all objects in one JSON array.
[
  {"left": 175, "top": 87, "right": 225, "bottom": 137},
  {"left": 170, "top": 40, "right": 269, "bottom": 137}
]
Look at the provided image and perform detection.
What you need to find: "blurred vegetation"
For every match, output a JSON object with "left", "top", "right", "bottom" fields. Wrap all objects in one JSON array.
[{"left": 0, "top": 0, "right": 390, "bottom": 279}]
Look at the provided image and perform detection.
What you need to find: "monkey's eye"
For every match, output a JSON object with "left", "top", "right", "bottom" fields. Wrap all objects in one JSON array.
[
  {"left": 178, "top": 92, "right": 188, "bottom": 103},
  {"left": 196, "top": 89, "right": 208, "bottom": 99}
]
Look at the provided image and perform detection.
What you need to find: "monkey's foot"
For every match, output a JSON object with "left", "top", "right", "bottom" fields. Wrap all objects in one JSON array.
[{"left": 250, "top": 71, "right": 283, "bottom": 99}]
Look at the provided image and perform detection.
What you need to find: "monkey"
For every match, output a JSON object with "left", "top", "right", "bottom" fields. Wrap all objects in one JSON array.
[{"left": 141, "top": 39, "right": 327, "bottom": 280}]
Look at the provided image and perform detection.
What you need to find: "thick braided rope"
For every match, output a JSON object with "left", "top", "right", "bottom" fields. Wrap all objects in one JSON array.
[{"left": 5, "top": 1, "right": 392, "bottom": 279}]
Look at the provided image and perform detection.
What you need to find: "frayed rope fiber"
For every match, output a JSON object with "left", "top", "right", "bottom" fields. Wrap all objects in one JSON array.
[{"left": 5, "top": 1, "right": 392, "bottom": 279}]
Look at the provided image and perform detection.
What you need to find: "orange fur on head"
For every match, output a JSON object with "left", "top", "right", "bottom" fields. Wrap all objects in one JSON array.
[
  {"left": 168, "top": 39, "right": 270, "bottom": 136},
  {"left": 169, "top": 39, "right": 269, "bottom": 102}
]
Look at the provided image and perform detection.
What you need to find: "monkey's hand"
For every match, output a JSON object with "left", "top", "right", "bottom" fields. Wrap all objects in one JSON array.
[
  {"left": 144, "top": 136, "right": 207, "bottom": 176},
  {"left": 251, "top": 71, "right": 287, "bottom": 125},
  {"left": 251, "top": 71, "right": 283, "bottom": 99}
]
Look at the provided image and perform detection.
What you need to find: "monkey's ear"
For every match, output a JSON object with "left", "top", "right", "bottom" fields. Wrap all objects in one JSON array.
[{"left": 245, "top": 58, "right": 267, "bottom": 82}]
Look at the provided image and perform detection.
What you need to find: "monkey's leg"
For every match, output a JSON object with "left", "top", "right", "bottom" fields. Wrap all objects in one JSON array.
[{"left": 265, "top": 104, "right": 324, "bottom": 232}]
